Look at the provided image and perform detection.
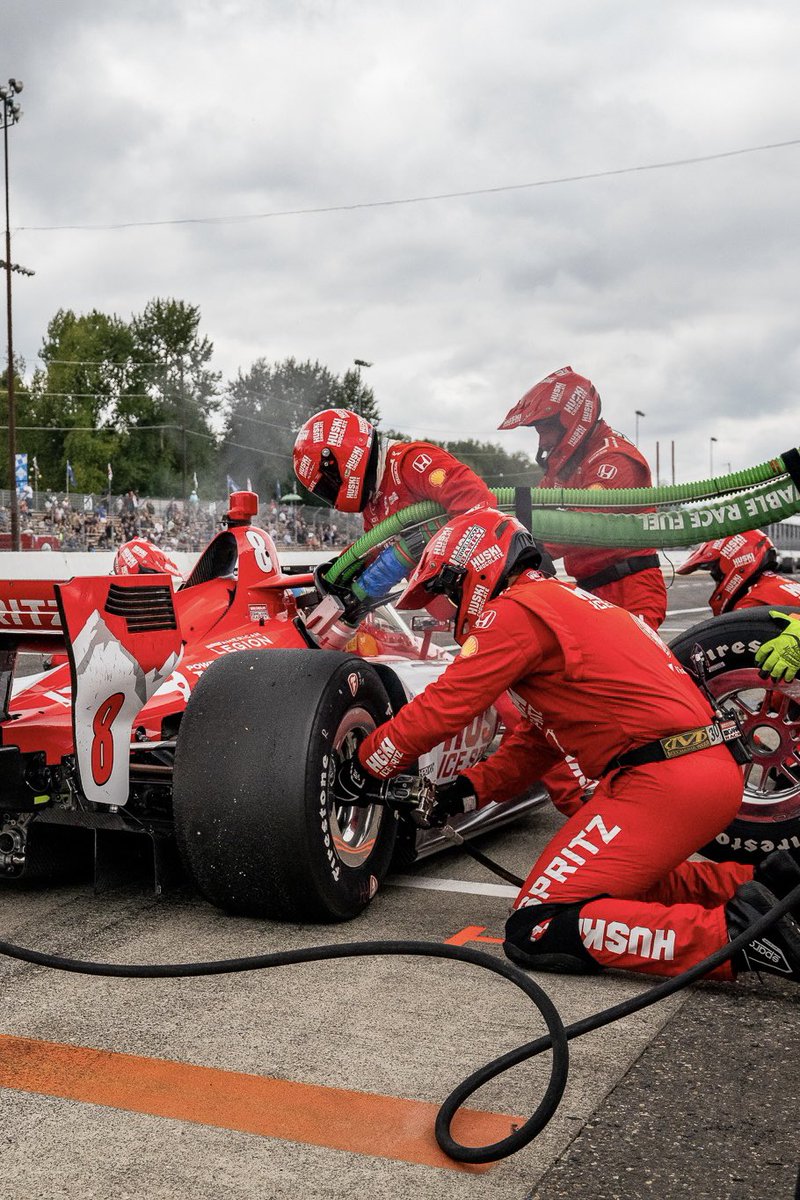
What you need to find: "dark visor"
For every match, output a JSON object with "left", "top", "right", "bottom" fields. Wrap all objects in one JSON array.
[{"left": 313, "top": 449, "right": 342, "bottom": 506}]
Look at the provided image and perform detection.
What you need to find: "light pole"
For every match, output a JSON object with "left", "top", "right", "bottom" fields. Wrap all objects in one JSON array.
[
  {"left": 709, "top": 436, "right": 718, "bottom": 476},
  {"left": 352, "top": 358, "right": 373, "bottom": 418},
  {"left": 634, "top": 409, "right": 645, "bottom": 446},
  {"left": 2, "top": 77, "right": 24, "bottom": 551}
]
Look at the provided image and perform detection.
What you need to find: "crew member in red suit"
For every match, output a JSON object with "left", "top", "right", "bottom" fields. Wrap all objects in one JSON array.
[
  {"left": 293, "top": 408, "right": 497, "bottom": 600},
  {"left": 335, "top": 507, "right": 800, "bottom": 983},
  {"left": 677, "top": 529, "right": 800, "bottom": 614},
  {"left": 499, "top": 366, "right": 667, "bottom": 631}
]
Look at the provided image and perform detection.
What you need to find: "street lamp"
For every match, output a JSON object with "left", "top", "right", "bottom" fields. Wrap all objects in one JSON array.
[
  {"left": 352, "top": 358, "right": 373, "bottom": 417},
  {"left": 2, "top": 77, "right": 24, "bottom": 551},
  {"left": 709, "top": 436, "right": 718, "bottom": 476},
  {"left": 634, "top": 409, "right": 645, "bottom": 446}
]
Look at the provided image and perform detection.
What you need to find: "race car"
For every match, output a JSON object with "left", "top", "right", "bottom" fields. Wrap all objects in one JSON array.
[
  {"left": 0, "top": 491, "right": 541, "bottom": 921},
  {"left": 2, "top": 491, "right": 798, "bottom": 922}
]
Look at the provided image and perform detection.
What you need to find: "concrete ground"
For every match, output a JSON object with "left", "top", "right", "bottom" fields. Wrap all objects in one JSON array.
[{"left": 1, "top": 570, "right": 798, "bottom": 1199}]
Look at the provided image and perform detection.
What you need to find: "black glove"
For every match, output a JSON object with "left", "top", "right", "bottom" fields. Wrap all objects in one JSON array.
[
  {"left": 334, "top": 756, "right": 385, "bottom": 807},
  {"left": 427, "top": 775, "right": 478, "bottom": 827}
]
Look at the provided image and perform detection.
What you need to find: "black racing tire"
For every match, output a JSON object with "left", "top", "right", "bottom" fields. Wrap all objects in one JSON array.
[
  {"left": 172, "top": 649, "right": 398, "bottom": 921},
  {"left": 669, "top": 606, "right": 800, "bottom": 864}
]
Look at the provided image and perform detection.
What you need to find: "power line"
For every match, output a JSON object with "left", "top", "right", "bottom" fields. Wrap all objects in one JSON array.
[{"left": 18, "top": 138, "right": 800, "bottom": 233}]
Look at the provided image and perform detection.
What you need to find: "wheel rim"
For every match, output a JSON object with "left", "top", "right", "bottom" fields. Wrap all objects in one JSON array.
[
  {"left": 329, "top": 707, "right": 387, "bottom": 869},
  {"left": 708, "top": 668, "right": 800, "bottom": 824}
]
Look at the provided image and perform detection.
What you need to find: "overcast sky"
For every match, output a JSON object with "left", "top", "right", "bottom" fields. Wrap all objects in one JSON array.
[{"left": 4, "top": 0, "right": 799, "bottom": 483}]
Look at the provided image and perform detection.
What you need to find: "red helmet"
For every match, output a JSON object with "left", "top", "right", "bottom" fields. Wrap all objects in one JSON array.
[
  {"left": 498, "top": 366, "right": 601, "bottom": 474},
  {"left": 293, "top": 408, "right": 378, "bottom": 513},
  {"left": 113, "top": 538, "right": 183, "bottom": 584},
  {"left": 676, "top": 530, "right": 777, "bottom": 615},
  {"left": 397, "top": 507, "right": 541, "bottom": 644}
]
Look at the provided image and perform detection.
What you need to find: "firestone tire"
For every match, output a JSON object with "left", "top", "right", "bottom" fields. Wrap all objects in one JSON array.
[
  {"left": 669, "top": 607, "right": 800, "bottom": 864},
  {"left": 172, "top": 649, "right": 398, "bottom": 921}
]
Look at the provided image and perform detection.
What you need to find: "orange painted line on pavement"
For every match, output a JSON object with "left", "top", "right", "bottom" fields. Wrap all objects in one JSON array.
[
  {"left": 444, "top": 924, "right": 504, "bottom": 947},
  {"left": 0, "top": 1034, "right": 521, "bottom": 1171}
]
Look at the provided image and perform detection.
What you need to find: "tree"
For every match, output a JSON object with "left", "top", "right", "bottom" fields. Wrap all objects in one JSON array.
[
  {"left": 220, "top": 357, "right": 380, "bottom": 501},
  {"left": 128, "top": 298, "right": 221, "bottom": 496},
  {"left": 383, "top": 431, "right": 542, "bottom": 492}
]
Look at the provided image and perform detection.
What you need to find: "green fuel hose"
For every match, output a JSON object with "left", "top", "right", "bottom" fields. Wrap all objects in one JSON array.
[{"left": 326, "top": 448, "right": 800, "bottom": 584}]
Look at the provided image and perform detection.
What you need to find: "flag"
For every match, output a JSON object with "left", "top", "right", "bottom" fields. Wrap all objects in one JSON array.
[
  {"left": 275, "top": 479, "right": 282, "bottom": 500},
  {"left": 246, "top": 477, "right": 252, "bottom": 491},
  {"left": 32, "top": 455, "right": 39, "bottom": 478},
  {"left": 192, "top": 470, "right": 198, "bottom": 491},
  {"left": 107, "top": 462, "right": 113, "bottom": 485},
  {"left": 226, "top": 474, "right": 240, "bottom": 495},
  {"left": 66, "top": 461, "right": 77, "bottom": 488}
]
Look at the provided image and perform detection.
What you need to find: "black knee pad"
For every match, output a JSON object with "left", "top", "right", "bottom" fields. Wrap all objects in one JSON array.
[{"left": 504, "top": 902, "right": 602, "bottom": 975}]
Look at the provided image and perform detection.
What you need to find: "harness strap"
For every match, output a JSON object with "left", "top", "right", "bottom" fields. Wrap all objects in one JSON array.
[
  {"left": 576, "top": 553, "right": 660, "bottom": 592},
  {"left": 603, "top": 719, "right": 743, "bottom": 776}
]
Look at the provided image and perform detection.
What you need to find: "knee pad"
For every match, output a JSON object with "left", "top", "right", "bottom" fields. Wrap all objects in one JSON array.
[{"left": 504, "top": 902, "right": 602, "bottom": 975}]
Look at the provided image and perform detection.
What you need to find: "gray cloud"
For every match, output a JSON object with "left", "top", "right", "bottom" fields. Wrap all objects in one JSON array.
[{"left": 4, "top": 0, "right": 800, "bottom": 485}]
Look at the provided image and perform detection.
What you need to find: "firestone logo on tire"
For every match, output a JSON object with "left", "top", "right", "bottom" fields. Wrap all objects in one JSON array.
[{"left": 347, "top": 672, "right": 360, "bottom": 696}]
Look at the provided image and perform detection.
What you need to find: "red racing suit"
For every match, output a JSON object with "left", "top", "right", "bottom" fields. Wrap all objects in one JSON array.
[
  {"left": 733, "top": 571, "right": 800, "bottom": 610},
  {"left": 358, "top": 573, "right": 747, "bottom": 980},
  {"left": 362, "top": 440, "right": 494, "bottom": 532},
  {"left": 542, "top": 419, "right": 666, "bottom": 631}
]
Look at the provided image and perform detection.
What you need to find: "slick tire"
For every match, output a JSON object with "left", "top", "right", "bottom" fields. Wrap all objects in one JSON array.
[
  {"left": 173, "top": 649, "right": 398, "bottom": 921},
  {"left": 669, "top": 606, "right": 800, "bottom": 864}
]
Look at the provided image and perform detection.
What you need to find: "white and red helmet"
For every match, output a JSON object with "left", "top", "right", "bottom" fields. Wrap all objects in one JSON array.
[
  {"left": 293, "top": 408, "right": 378, "bottom": 513},
  {"left": 498, "top": 366, "right": 601, "bottom": 474},
  {"left": 112, "top": 538, "right": 183, "bottom": 584},
  {"left": 397, "top": 507, "right": 541, "bottom": 644},
  {"left": 677, "top": 530, "right": 777, "bottom": 615}
]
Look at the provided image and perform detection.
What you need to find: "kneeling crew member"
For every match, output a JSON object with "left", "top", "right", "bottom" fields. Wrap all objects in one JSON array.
[
  {"left": 336, "top": 507, "right": 800, "bottom": 983},
  {"left": 677, "top": 529, "right": 800, "bottom": 614}
]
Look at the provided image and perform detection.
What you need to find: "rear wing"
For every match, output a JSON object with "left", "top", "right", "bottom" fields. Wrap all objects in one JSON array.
[
  {"left": 54, "top": 575, "right": 182, "bottom": 808},
  {"left": 0, "top": 579, "right": 63, "bottom": 648}
]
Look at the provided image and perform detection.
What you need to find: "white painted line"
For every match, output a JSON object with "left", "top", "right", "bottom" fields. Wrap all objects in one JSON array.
[
  {"left": 387, "top": 874, "right": 518, "bottom": 898},
  {"left": 665, "top": 606, "right": 710, "bottom": 615}
]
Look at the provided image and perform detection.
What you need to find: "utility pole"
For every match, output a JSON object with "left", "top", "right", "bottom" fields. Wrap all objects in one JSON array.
[
  {"left": 179, "top": 357, "right": 187, "bottom": 499},
  {"left": 2, "top": 78, "right": 25, "bottom": 551}
]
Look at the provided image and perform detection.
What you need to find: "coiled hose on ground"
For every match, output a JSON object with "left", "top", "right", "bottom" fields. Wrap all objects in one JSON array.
[{"left": 1, "top": 880, "right": 798, "bottom": 1164}]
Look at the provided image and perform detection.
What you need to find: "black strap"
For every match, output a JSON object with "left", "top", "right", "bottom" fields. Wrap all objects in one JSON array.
[
  {"left": 781, "top": 447, "right": 800, "bottom": 491},
  {"left": 514, "top": 486, "right": 533, "bottom": 532},
  {"left": 603, "top": 720, "right": 743, "bottom": 776},
  {"left": 576, "top": 553, "right": 660, "bottom": 592}
]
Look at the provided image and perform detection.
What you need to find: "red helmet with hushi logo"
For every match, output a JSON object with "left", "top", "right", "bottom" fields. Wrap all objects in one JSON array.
[
  {"left": 397, "top": 508, "right": 541, "bottom": 644},
  {"left": 676, "top": 530, "right": 777, "bottom": 615},
  {"left": 112, "top": 539, "right": 183, "bottom": 585},
  {"left": 498, "top": 366, "right": 601, "bottom": 474},
  {"left": 293, "top": 408, "right": 379, "bottom": 513}
]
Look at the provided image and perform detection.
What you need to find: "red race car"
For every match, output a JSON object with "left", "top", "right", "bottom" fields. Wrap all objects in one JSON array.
[{"left": 0, "top": 492, "right": 543, "bottom": 921}]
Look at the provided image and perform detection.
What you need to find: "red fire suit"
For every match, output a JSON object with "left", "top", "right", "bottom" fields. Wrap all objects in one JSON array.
[
  {"left": 362, "top": 440, "right": 494, "bottom": 532},
  {"left": 542, "top": 419, "right": 667, "bottom": 631},
  {"left": 358, "top": 573, "right": 747, "bottom": 980},
  {"left": 732, "top": 572, "right": 800, "bottom": 610}
]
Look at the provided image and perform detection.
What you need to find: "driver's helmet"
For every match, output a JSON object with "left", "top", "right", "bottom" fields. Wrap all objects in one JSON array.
[
  {"left": 676, "top": 529, "right": 777, "bottom": 615},
  {"left": 112, "top": 538, "right": 183, "bottom": 584},
  {"left": 397, "top": 507, "right": 542, "bottom": 644},
  {"left": 498, "top": 366, "right": 601, "bottom": 474},
  {"left": 293, "top": 408, "right": 378, "bottom": 513}
]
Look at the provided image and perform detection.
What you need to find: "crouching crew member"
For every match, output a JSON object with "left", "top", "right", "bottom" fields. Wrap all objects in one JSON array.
[
  {"left": 336, "top": 507, "right": 800, "bottom": 984},
  {"left": 677, "top": 529, "right": 800, "bottom": 614}
]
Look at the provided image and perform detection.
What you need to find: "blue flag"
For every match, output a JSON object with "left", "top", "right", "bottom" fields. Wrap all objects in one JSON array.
[
  {"left": 66, "top": 461, "right": 77, "bottom": 488},
  {"left": 226, "top": 474, "right": 240, "bottom": 495}
]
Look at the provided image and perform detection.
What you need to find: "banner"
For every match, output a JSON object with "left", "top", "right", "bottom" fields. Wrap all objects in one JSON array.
[{"left": 14, "top": 453, "right": 28, "bottom": 495}]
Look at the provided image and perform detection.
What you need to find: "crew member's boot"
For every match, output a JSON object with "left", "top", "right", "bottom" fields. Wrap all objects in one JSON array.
[
  {"left": 726, "top": 880, "right": 800, "bottom": 982},
  {"left": 754, "top": 849, "right": 800, "bottom": 920}
]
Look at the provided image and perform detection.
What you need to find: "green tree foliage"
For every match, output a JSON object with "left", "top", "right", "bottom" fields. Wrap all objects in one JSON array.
[
  {"left": 221, "top": 358, "right": 379, "bottom": 501},
  {"left": 15, "top": 299, "right": 220, "bottom": 498}
]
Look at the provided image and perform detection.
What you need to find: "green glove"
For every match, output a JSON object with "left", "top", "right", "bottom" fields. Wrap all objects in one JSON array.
[{"left": 754, "top": 611, "right": 800, "bottom": 683}]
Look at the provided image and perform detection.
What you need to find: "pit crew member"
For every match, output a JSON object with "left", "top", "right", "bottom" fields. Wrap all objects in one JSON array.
[
  {"left": 337, "top": 507, "right": 800, "bottom": 984},
  {"left": 676, "top": 529, "right": 800, "bottom": 614},
  {"left": 498, "top": 366, "right": 667, "bottom": 631},
  {"left": 293, "top": 407, "right": 497, "bottom": 604}
]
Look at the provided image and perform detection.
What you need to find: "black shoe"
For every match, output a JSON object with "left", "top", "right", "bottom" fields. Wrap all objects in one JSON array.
[
  {"left": 726, "top": 880, "right": 800, "bottom": 982},
  {"left": 754, "top": 850, "right": 800, "bottom": 919}
]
